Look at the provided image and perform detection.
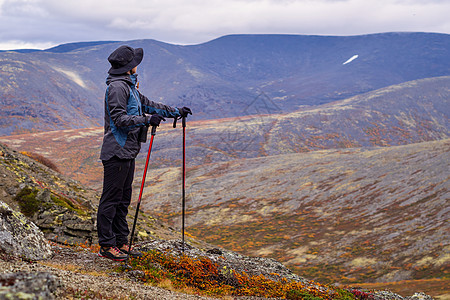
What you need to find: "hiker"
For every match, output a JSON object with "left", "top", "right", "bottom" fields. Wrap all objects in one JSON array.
[{"left": 97, "top": 45, "right": 192, "bottom": 261}]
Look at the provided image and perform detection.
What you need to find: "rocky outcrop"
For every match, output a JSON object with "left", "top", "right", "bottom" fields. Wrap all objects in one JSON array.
[
  {"left": 0, "top": 272, "right": 60, "bottom": 300},
  {"left": 28, "top": 188, "right": 96, "bottom": 245},
  {"left": 0, "top": 143, "right": 97, "bottom": 245},
  {"left": 0, "top": 200, "right": 52, "bottom": 260},
  {"left": 0, "top": 142, "right": 198, "bottom": 248}
]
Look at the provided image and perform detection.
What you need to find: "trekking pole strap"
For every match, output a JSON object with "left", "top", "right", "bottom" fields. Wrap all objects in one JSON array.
[{"left": 173, "top": 115, "right": 188, "bottom": 128}]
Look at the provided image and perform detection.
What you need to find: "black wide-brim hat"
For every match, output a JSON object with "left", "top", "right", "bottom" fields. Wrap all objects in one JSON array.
[{"left": 108, "top": 45, "right": 144, "bottom": 75}]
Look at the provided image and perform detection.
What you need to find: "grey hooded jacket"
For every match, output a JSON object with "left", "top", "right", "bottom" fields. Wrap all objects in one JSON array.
[{"left": 100, "top": 73, "right": 180, "bottom": 161}]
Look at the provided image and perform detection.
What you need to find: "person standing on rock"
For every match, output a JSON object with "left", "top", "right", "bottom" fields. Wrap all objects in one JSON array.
[{"left": 97, "top": 45, "right": 192, "bottom": 261}]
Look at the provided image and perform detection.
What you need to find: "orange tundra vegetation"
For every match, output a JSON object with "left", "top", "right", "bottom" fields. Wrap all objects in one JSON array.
[
  {"left": 20, "top": 150, "right": 60, "bottom": 172},
  {"left": 123, "top": 250, "right": 367, "bottom": 299}
]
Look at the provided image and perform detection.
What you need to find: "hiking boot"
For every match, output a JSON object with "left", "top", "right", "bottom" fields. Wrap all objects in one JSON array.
[
  {"left": 119, "top": 244, "right": 143, "bottom": 258},
  {"left": 98, "top": 246, "right": 128, "bottom": 261}
]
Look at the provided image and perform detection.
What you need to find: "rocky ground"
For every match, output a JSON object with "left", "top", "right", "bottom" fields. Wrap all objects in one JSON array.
[
  {"left": 0, "top": 239, "right": 436, "bottom": 300},
  {"left": 0, "top": 243, "right": 215, "bottom": 300},
  {"left": 0, "top": 239, "right": 312, "bottom": 299}
]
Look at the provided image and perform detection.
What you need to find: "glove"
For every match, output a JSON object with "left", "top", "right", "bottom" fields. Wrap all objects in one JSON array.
[
  {"left": 148, "top": 114, "right": 166, "bottom": 127},
  {"left": 178, "top": 106, "right": 192, "bottom": 118}
]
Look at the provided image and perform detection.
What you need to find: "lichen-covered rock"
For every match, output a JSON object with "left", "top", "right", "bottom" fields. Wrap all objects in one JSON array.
[
  {"left": 0, "top": 200, "right": 52, "bottom": 260},
  {"left": 34, "top": 203, "right": 95, "bottom": 245},
  {"left": 368, "top": 290, "right": 435, "bottom": 300},
  {"left": 0, "top": 271, "right": 60, "bottom": 300},
  {"left": 406, "top": 292, "right": 434, "bottom": 300}
]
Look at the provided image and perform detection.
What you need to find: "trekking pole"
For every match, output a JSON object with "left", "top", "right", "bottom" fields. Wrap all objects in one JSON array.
[
  {"left": 173, "top": 115, "right": 187, "bottom": 252},
  {"left": 181, "top": 116, "right": 186, "bottom": 252},
  {"left": 126, "top": 125, "right": 157, "bottom": 263}
]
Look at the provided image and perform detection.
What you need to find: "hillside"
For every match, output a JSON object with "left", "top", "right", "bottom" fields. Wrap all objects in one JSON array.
[
  {"left": 0, "top": 66, "right": 448, "bottom": 297},
  {"left": 141, "top": 139, "right": 450, "bottom": 295},
  {"left": 0, "top": 138, "right": 446, "bottom": 298},
  {"left": 1, "top": 139, "right": 442, "bottom": 299},
  {"left": 1, "top": 32, "right": 450, "bottom": 135},
  {"left": 0, "top": 142, "right": 193, "bottom": 247},
  {"left": 2, "top": 140, "right": 439, "bottom": 299},
  {"left": 1, "top": 136, "right": 448, "bottom": 296}
]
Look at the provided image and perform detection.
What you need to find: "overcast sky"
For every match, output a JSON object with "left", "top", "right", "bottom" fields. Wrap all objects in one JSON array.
[{"left": 0, "top": 0, "right": 449, "bottom": 50}]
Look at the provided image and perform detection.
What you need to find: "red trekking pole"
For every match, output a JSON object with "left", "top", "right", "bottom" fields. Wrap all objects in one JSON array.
[
  {"left": 181, "top": 116, "right": 186, "bottom": 252},
  {"left": 126, "top": 125, "right": 157, "bottom": 262},
  {"left": 173, "top": 115, "right": 187, "bottom": 252}
]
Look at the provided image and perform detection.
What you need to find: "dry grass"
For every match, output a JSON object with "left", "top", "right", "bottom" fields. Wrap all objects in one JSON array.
[
  {"left": 352, "top": 278, "right": 450, "bottom": 298},
  {"left": 38, "top": 261, "right": 108, "bottom": 277}
]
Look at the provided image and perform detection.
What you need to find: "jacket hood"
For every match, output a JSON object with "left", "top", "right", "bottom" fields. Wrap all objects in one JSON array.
[{"left": 106, "top": 73, "right": 138, "bottom": 86}]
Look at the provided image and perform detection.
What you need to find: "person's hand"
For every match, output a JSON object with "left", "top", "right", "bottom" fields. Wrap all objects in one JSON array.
[
  {"left": 148, "top": 114, "right": 166, "bottom": 127},
  {"left": 178, "top": 107, "right": 192, "bottom": 118}
]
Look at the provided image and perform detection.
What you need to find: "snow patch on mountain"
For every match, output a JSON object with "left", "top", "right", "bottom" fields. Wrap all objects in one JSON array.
[
  {"left": 343, "top": 55, "right": 359, "bottom": 65},
  {"left": 52, "top": 67, "right": 87, "bottom": 88}
]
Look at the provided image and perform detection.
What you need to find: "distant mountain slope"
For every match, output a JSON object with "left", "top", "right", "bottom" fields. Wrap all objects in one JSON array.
[
  {"left": 44, "top": 41, "right": 118, "bottom": 53},
  {"left": 0, "top": 32, "right": 449, "bottom": 135},
  {"left": 142, "top": 139, "right": 450, "bottom": 286},
  {"left": 120, "top": 75, "right": 450, "bottom": 168},
  {"left": 266, "top": 75, "right": 450, "bottom": 153},
  {"left": 0, "top": 76, "right": 448, "bottom": 188}
]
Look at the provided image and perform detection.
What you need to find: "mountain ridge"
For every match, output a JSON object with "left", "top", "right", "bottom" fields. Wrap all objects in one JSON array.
[{"left": 1, "top": 32, "right": 449, "bottom": 135}]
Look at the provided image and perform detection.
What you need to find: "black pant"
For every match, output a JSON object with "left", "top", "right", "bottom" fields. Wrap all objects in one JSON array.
[{"left": 97, "top": 157, "right": 135, "bottom": 247}]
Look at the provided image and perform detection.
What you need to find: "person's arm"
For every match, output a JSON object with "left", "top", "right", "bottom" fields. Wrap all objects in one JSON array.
[
  {"left": 107, "top": 82, "right": 148, "bottom": 128},
  {"left": 138, "top": 91, "right": 181, "bottom": 119}
]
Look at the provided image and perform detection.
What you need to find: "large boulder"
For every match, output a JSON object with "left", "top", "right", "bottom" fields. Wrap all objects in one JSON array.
[
  {"left": 0, "top": 200, "right": 52, "bottom": 260},
  {"left": 0, "top": 272, "right": 60, "bottom": 300}
]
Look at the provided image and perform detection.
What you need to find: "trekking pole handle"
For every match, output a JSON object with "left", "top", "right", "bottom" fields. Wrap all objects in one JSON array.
[
  {"left": 173, "top": 116, "right": 187, "bottom": 128},
  {"left": 151, "top": 125, "right": 157, "bottom": 136}
]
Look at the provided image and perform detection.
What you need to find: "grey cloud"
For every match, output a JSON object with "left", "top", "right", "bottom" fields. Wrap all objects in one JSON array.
[{"left": 0, "top": 0, "right": 449, "bottom": 49}]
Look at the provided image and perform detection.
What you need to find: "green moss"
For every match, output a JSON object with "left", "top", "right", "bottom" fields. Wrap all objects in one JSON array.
[
  {"left": 50, "top": 194, "right": 87, "bottom": 216},
  {"left": 14, "top": 187, "right": 40, "bottom": 217},
  {"left": 286, "top": 290, "right": 323, "bottom": 300},
  {"left": 51, "top": 194, "right": 74, "bottom": 209}
]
